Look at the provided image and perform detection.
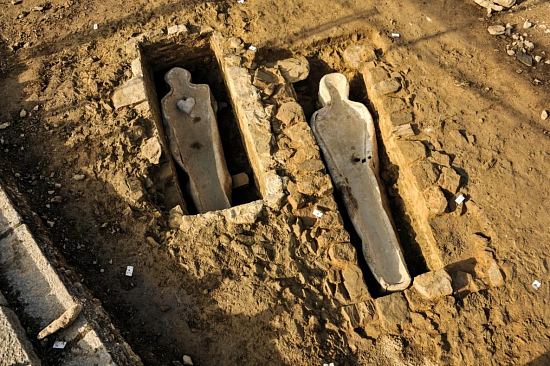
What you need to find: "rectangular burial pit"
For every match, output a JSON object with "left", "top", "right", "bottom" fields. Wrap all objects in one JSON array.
[
  {"left": 248, "top": 40, "right": 430, "bottom": 296},
  {"left": 139, "top": 37, "right": 261, "bottom": 214},
  {"left": 298, "top": 53, "right": 428, "bottom": 292}
]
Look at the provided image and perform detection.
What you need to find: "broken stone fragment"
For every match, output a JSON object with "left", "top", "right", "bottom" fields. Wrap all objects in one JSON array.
[
  {"left": 487, "top": 25, "right": 506, "bottom": 35},
  {"left": 168, "top": 205, "right": 184, "bottom": 229},
  {"left": 37, "top": 303, "right": 82, "bottom": 339},
  {"left": 342, "top": 301, "right": 376, "bottom": 328},
  {"left": 474, "top": 0, "right": 503, "bottom": 11},
  {"left": 343, "top": 43, "right": 377, "bottom": 69},
  {"left": 423, "top": 186, "right": 447, "bottom": 216},
  {"left": 373, "top": 78, "right": 401, "bottom": 95},
  {"left": 493, "top": 0, "right": 516, "bottom": 6},
  {"left": 231, "top": 172, "right": 249, "bottom": 188},
  {"left": 166, "top": 24, "right": 188, "bottom": 35},
  {"left": 275, "top": 101, "right": 305, "bottom": 125},
  {"left": 438, "top": 166, "right": 461, "bottom": 193},
  {"left": 393, "top": 123, "right": 415, "bottom": 139},
  {"left": 112, "top": 77, "right": 147, "bottom": 109},
  {"left": 253, "top": 67, "right": 283, "bottom": 94},
  {"left": 131, "top": 58, "right": 143, "bottom": 77},
  {"left": 375, "top": 292, "right": 410, "bottom": 326},
  {"left": 140, "top": 137, "right": 162, "bottom": 164},
  {"left": 276, "top": 56, "right": 310, "bottom": 83},
  {"left": 161, "top": 68, "right": 232, "bottom": 213},
  {"left": 221, "top": 200, "right": 264, "bottom": 225},
  {"left": 341, "top": 265, "right": 370, "bottom": 301},
  {"left": 516, "top": 52, "right": 533, "bottom": 67},
  {"left": 412, "top": 269, "right": 453, "bottom": 300},
  {"left": 311, "top": 73, "right": 411, "bottom": 292},
  {"left": 450, "top": 270, "right": 478, "bottom": 295}
]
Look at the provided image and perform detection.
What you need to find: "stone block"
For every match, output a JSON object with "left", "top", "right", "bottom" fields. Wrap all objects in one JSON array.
[
  {"left": 375, "top": 292, "right": 410, "bottom": 325},
  {"left": 412, "top": 269, "right": 453, "bottom": 300},
  {"left": 397, "top": 140, "right": 426, "bottom": 166},
  {"left": 423, "top": 186, "right": 447, "bottom": 216},
  {"left": 275, "top": 101, "right": 306, "bottom": 125},
  {"left": 438, "top": 166, "right": 461, "bottom": 193},
  {"left": 373, "top": 78, "right": 401, "bottom": 95},
  {"left": 450, "top": 270, "right": 478, "bottom": 295},
  {"left": 212, "top": 34, "right": 284, "bottom": 202},
  {"left": 112, "top": 77, "right": 147, "bottom": 109},
  {"left": 328, "top": 242, "right": 358, "bottom": 264},
  {"left": 221, "top": 200, "right": 264, "bottom": 225},
  {"left": 342, "top": 300, "right": 376, "bottom": 328},
  {"left": 343, "top": 44, "right": 377, "bottom": 69},
  {"left": 0, "top": 224, "right": 75, "bottom": 327},
  {"left": 389, "top": 111, "right": 414, "bottom": 128},
  {"left": 0, "top": 304, "right": 41, "bottom": 366},
  {"left": 276, "top": 57, "right": 309, "bottom": 83},
  {"left": 341, "top": 265, "right": 371, "bottom": 302}
]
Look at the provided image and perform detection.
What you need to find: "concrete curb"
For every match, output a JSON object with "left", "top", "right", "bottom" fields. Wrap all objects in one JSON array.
[{"left": 0, "top": 185, "right": 142, "bottom": 365}]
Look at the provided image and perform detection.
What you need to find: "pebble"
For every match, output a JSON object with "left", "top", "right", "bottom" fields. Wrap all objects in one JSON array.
[
  {"left": 523, "top": 20, "right": 532, "bottom": 29},
  {"left": 182, "top": 355, "right": 193, "bottom": 365},
  {"left": 0, "top": 122, "right": 10, "bottom": 129},
  {"left": 73, "top": 174, "right": 86, "bottom": 181},
  {"left": 487, "top": 25, "right": 505, "bottom": 35},
  {"left": 534, "top": 55, "right": 542, "bottom": 63},
  {"left": 11, "top": 0, "right": 22, "bottom": 4},
  {"left": 167, "top": 24, "right": 188, "bottom": 35},
  {"left": 19, "top": 109, "right": 27, "bottom": 118},
  {"left": 506, "top": 49, "right": 515, "bottom": 56},
  {"left": 541, "top": 110, "right": 549, "bottom": 120}
]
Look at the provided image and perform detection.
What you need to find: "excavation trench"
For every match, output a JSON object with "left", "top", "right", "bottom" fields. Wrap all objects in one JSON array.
[
  {"left": 139, "top": 39, "right": 260, "bottom": 214},
  {"left": 290, "top": 48, "right": 429, "bottom": 296}
]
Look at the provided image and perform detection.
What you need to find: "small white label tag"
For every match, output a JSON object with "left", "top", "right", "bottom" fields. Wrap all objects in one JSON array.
[
  {"left": 312, "top": 208, "right": 324, "bottom": 218},
  {"left": 125, "top": 266, "right": 134, "bottom": 277},
  {"left": 53, "top": 341, "right": 66, "bottom": 349}
]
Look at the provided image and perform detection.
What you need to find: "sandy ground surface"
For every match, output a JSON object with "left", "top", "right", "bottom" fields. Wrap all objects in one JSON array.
[{"left": 0, "top": 0, "right": 549, "bottom": 365}]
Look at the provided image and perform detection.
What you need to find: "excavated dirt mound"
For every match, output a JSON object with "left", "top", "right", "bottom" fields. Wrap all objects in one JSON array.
[{"left": 0, "top": 0, "right": 549, "bottom": 365}]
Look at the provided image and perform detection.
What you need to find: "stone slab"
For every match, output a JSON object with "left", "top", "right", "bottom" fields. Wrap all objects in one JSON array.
[
  {"left": 161, "top": 67, "right": 232, "bottom": 213},
  {"left": 0, "top": 293, "right": 41, "bottom": 366}
]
